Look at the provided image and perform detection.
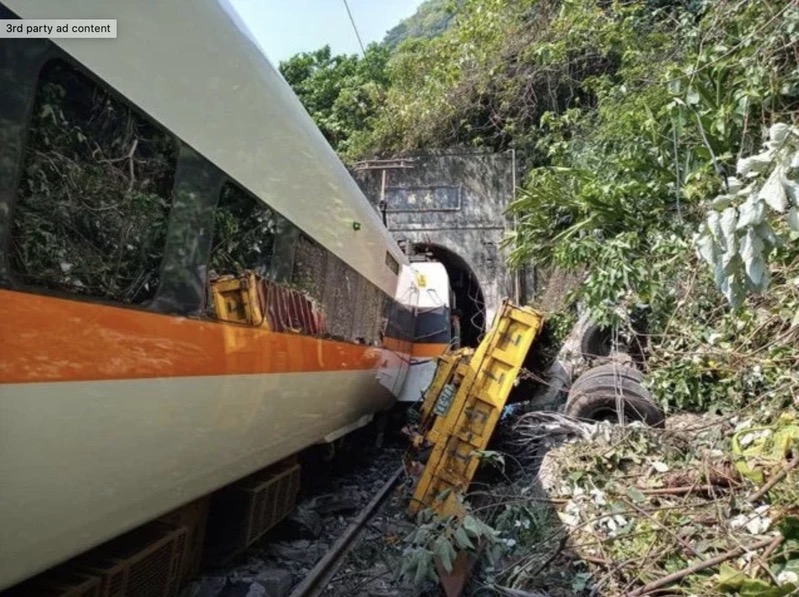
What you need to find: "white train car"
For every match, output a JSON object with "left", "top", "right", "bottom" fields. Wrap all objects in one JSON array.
[
  {"left": 0, "top": 0, "right": 429, "bottom": 590},
  {"left": 398, "top": 261, "right": 452, "bottom": 403}
]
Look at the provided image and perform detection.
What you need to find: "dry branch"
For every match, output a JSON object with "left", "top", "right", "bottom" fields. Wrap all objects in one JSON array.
[
  {"left": 627, "top": 536, "right": 775, "bottom": 597},
  {"left": 747, "top": 457, "right": 799, "bottom": 504},
  {"left": 639, "top": 485, "right": 729, "bottom": 496}
]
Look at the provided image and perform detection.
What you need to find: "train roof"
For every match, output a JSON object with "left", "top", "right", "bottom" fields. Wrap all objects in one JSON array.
[{"left": 4, "top": 0, "right": 407, "bottom": 295}]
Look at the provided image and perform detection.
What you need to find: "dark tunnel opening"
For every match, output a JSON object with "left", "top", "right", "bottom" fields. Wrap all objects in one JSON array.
[{"left": 413, "top": 244, "right": 485, "bottom": 347}]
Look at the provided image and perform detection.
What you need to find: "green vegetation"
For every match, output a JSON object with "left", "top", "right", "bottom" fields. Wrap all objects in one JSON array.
[
  {"left": 399, "top": 508, "right": 503, "bottom": 585},
  {"left": 282, "top": 0, "right": 799, "bottom": 415},
  {"left": 383, "top": 0, "right": 458, "bottom": 50},
  {"left": 278, "top": 44, "right": 390, "bottom": 157}
]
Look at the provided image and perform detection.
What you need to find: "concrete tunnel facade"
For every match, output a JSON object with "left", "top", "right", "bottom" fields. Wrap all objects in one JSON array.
[{"left": 351, "top": 150, "right": 535, "bottom": 346}]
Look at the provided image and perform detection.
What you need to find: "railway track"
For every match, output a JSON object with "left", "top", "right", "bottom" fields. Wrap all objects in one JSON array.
[{"left": 288, "top": 466, "right": 404, "bottom": 597}]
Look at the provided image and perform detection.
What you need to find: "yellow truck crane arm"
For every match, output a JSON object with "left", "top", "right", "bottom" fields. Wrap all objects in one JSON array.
[{"left": 405, "top": 300, "right": 544, "bottom": 518}]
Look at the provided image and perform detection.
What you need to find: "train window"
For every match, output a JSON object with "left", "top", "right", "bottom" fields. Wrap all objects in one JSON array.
[
  {"left": 292, "top": 233, "right": 326, "bottom": 300},
  {"left": 9, "top": 59, "right": 177, "bottom": 304},
  {"left": 385, "top": 252, "right": 399, "bottom": 275},
  {"left": 323, "top": 255, "right": 354, "bottom": 341},
  {"left": 365, "top": 283, "right": 385, "bottom": 345},
  {"left": 269, "top": 219, "right": 301, "bottom": 284},
  {"left": 150, "top": 143, "right": 224, "bottom": 315},
  {"left": 0, "top": 33, "right": 52, "bottom": 285},
  {"left": 210, "top": 183, "right": 278, "bottom": 277}
]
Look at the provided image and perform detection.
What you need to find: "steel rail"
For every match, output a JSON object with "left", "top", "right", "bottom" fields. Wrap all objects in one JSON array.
[{"left": 288, "top": 465, "right": 403, "bottom": 597}]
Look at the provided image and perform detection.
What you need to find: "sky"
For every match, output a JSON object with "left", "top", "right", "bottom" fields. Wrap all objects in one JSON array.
[{"left": 228, "top": 0, "right": 423, "bottom": 65}]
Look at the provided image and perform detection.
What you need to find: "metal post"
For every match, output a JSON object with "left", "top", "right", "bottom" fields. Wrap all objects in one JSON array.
[
  {"left": 511, "top": 149, "right": 521, "bottom": 304},
  {"left": 380, "top": 169, "right": 387, "bottom": 227}
]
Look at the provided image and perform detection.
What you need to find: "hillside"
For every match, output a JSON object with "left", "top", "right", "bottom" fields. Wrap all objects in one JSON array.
[{"left": 382, "top": 0, "right": 456, "bottom": 50}]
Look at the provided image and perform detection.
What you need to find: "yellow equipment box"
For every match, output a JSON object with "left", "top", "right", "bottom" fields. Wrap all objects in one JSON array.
[{"left": 406, "top": 300, "right": 544, "bottom": 518}]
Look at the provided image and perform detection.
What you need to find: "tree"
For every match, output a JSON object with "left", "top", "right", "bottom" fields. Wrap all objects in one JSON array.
[{"left": 279, "top": 44, "right": 389, "bottom": 160}]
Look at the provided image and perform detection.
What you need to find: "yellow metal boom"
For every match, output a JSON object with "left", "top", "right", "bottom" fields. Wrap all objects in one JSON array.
[{"left": 406, "top": 300, "right": 544, "bottom": 517}]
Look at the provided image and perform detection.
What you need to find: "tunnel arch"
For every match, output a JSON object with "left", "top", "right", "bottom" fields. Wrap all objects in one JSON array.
[{"left": 412, "top": 243, "right": 486, "bottom": 347}]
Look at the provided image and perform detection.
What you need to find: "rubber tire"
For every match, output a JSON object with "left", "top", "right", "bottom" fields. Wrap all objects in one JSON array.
[
  {"left": 570, "top": 363, "right": 644, "bottom": 395},
  {"left": 566, "top": 369, "right": 665, "bottom": 428},
  {"left": 581, "top": 324, "right": 614, "bottom": 359}
]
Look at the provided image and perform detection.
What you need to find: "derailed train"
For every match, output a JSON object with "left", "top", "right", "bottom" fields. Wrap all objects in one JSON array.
[{"left": 0, "top": 0, "right": 452, "bottom": 591}]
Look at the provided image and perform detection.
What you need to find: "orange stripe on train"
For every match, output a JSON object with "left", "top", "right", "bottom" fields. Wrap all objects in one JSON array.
[
  {"left": 411, "top": 343, "right": 449, "bottom": 358},
  {"left": 0, "top": 289, "right": 400, "bottom": 384}
]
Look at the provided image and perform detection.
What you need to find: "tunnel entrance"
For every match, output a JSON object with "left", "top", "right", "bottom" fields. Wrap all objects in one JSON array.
[{"left": 413, "top": 244, "right": 485, "bottom": 347}]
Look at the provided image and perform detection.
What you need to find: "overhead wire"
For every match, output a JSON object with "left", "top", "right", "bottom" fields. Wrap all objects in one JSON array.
[{"left": 341, "top": 0, "right": 366, "bottom": 56}]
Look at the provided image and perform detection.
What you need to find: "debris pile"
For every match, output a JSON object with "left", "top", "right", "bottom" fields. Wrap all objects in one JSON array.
[{"left": 482, "top": 410, "right": 799, "bottom": 596}]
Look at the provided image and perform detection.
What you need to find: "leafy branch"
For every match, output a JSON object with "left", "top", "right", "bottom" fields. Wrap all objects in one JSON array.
[{"left": 695, "top": 123, "right": 799, "bottom": 307}]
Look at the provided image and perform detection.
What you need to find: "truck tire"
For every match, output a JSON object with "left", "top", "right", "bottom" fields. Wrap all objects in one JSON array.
[
  {"left": 566, "top": 368, "right": 664, "bottom": 427},
  {"left": 569, "top": 363, "right": 644, "bottom": 395},
  {"left": 581, "top": 324, "right": 614, "bottom": 359},
  {"left": 581, "top": 324, "right": 649, "bottom": 366}
]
